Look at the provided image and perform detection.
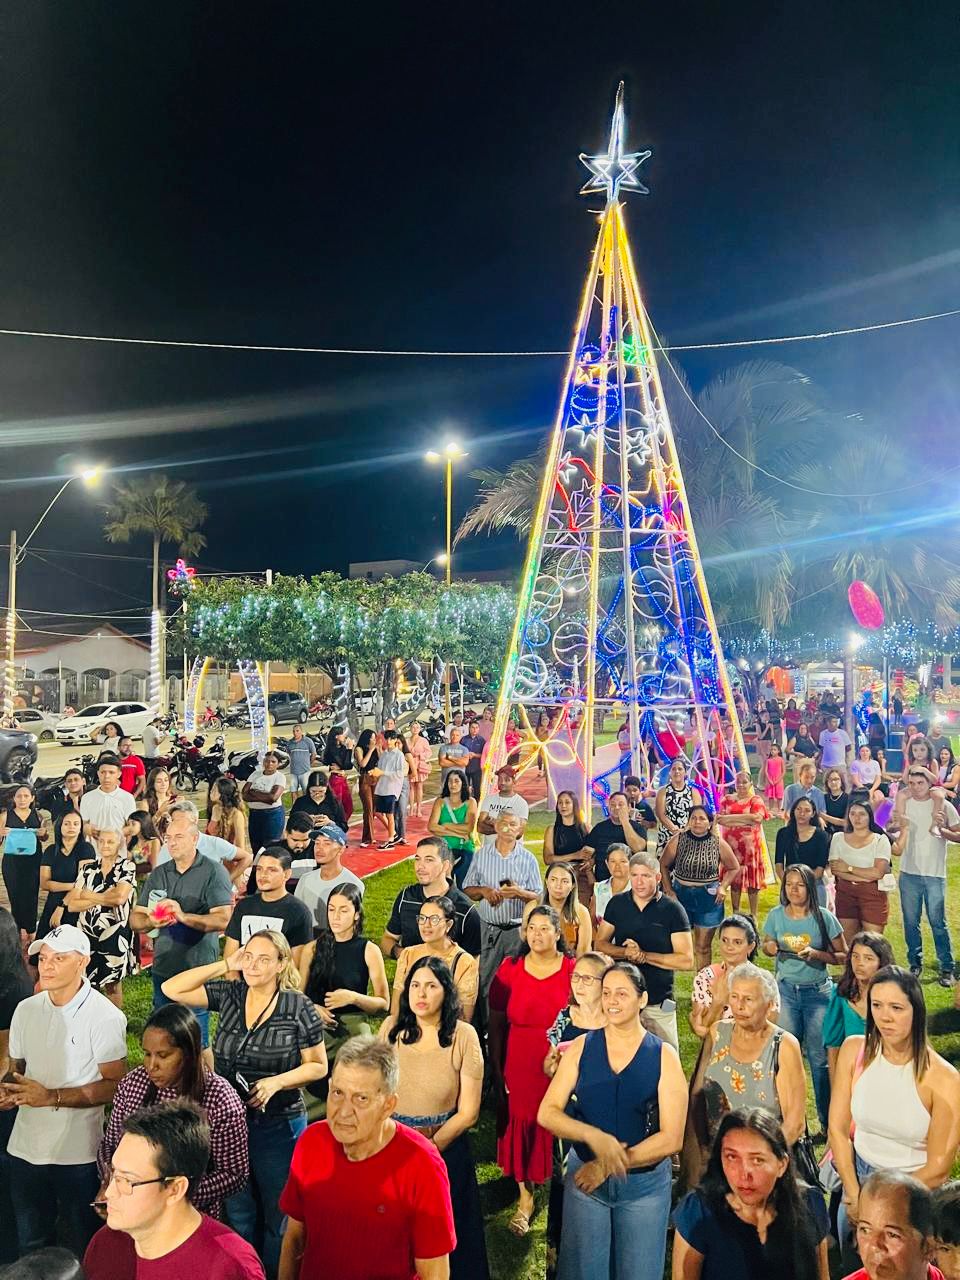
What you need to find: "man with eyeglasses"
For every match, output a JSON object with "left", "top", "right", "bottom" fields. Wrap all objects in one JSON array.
[
  {"left": 84, "top": 1100, "right": 264, "bottom": 1279},
  {"left": 891, "top": 770, "right": 960, "bottom": 986},
  {"left": 0, "top": 924, "right": 127, "bottom": 1259}
]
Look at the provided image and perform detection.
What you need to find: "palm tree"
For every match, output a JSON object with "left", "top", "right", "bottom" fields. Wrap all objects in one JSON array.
[
  {"left": 457, "top": 360, "right": 823, "bottom": 630},
  {"left": 104, "top": 474, "right": 207, "bottom": 611}
]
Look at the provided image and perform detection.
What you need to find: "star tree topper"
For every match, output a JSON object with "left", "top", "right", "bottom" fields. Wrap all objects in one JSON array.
[{"left": 579, "top": 82, "right": 651, "bottom": 202}]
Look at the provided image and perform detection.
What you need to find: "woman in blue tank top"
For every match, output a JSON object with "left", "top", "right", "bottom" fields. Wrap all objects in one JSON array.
[{"left": 537, "top": 961, "right": 688, "bottom": 1280}]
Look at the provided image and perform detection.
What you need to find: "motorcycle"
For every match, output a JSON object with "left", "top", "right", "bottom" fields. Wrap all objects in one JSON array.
[
  {"left": 170, "top": 735, "right": 226, "bottom": 793},
  {"left": 198, "top": 705, "right": 224, "bottom": 730},
  {"left": 308, "top": 698, "right": 332, "bottom": 720},
  {"left": 420, "top": 714, "right": 447, "bottom": 745}
]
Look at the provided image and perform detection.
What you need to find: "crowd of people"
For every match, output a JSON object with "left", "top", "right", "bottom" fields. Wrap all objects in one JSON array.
[{"left": 0, "top": 697, "right": 959, "bottom": 1280}]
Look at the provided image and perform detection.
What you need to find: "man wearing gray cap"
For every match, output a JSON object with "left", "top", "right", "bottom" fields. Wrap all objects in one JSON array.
[
  {"left": 293, "top": 823, "right": 365, "bottom": 920},
  {"left": 1, "top": 924, "right": 127, "bottom": 1259}
]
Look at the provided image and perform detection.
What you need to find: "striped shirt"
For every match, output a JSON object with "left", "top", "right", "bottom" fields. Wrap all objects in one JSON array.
[{"left": 462, "top": 835, "right": 542, "bottom": 925}]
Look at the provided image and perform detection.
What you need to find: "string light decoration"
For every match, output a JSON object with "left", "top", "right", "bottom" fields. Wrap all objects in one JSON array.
[
  {"left": 183, "top": 652, "right": 269, "bottom": 754},
  {"left": 480, "top": 84, "right": 761, "bottom": 853},
  {"left": 166, "top": 558, "right": 198, "bottom": 599},
  {"left": 722, "top": 621, "right": 960, "bottom": 667},
  {"left": 149, "top": 610, "right": 163, "bottom": 712}
]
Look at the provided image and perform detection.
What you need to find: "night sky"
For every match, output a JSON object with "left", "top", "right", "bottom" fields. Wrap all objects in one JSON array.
[{"left": 1, "top": 2, "right": 958, "bottom": 634}]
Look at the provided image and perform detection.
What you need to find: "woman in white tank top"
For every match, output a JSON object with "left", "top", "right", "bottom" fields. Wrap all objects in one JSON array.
[{"left": 828, "top": 965, "right": 960, "bottom": 1230}]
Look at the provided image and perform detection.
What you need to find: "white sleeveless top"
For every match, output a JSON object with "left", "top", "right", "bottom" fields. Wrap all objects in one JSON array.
[
  {"left": 851, "top": 1052, "right": 930, "bottom": 1171},
  {"left": 830, "top": 831, "right": 892, "bottom": 870}
]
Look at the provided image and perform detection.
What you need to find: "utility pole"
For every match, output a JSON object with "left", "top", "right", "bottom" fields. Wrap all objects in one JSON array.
[{"left": 4, "top": 531, "right": 16, "bottom": 720}]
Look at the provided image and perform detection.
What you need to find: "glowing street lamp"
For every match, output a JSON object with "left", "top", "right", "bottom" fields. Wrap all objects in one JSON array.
[
  {"left": 425, "top": 442, "right": 467, "bottom": 720},
  {"left": 4, "top": 464, "right": 106, "bottom": 717}
]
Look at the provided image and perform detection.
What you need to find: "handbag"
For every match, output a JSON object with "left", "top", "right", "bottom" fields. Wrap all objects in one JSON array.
[{"left": 772, "top": 1030, "right": 821, "bottom": 1187}]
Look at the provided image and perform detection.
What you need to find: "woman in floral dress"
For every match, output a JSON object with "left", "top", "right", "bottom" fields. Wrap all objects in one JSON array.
[
  {"left": 64, "top": 827, "right": 137, "bottom": 1006},
  {"left": 716, "top": 771, "right": 768, "bottom": 918}
]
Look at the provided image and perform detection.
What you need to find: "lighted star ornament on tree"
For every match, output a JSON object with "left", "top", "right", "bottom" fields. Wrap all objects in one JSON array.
[{"left": 481, "top": 84, "right": 762, "bottom": 863}]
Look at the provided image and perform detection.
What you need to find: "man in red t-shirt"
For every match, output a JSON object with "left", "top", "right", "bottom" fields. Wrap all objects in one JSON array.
[
  {"left": 844, "top": 1170, "right": 944, "bottom": 1280},
  {"left": 278, "top": 1037, "right": 455, "bottom": 1280},
  {"left": 118, "top": 738, "right": 146, "bottom": 799},
  {"left": 84, "top": 1101, "right": 263, "bottom": 1280}
]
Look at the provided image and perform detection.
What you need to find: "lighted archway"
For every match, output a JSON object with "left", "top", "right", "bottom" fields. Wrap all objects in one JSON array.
[{"left": 184, "top": 656, "right": 271, "bottom": 756}]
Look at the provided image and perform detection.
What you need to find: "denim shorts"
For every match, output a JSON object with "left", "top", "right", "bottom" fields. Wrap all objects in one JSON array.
[{"left": 674, "top": 880, "right": 724, "bottom": 927}]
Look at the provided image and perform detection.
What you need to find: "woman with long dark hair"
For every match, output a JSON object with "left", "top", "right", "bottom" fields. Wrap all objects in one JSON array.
[
  {"left": 672, "top": 1108, "right": 829, "bottom": 1279},
  {"left": 538, "top": 962, "right": 687, "bottom": 1280},
  {"left": 828, "top": 800, "right": 892, "bottom": 942},
  {"left": 523, "top": 863, "right": 593, "bottom": 958},
  {"left": 762, "top": 863, "right": 846, "bottom": 1132},
  {"left": 97, "top": 1003, "right": 248, "bottom": 1221},
  {"left": 427, "top": 768, "right": 477, "bottom": 886},
  {"left": 489, "top": 905, "right": 575, "bottom": 1236},
  {"left": 354, "top": 729, "right": 379, "bottom": 847},
  {"left": 290, "top": 770, "right": 347, "bottom": 830},
  {"left": 0, "top": 784, "right": 47, "bottom": 939},
  {"left": 655, "top": 760, "right": 701, "bottom": 856},
  {"left": 823, "top": 931, "right": 895, "bottom": 1081},
  {"left": 543, "top": 790, "right": 593, "bottom": 907},
  {"left": 381, "top": 956, "right": 488, "bottom": 1280},
  {"left": 138, "top": 766, "right": 178, "bottom": 840},
  {"left": 122, "top": 809, "right": 160, "bottom": 876},
  {"left": 321, "top": 726, "right": 354, "bottom": 822},
  {"left": 829, "top": 965, "right": 960, "bottom": 1249},
  {"left": 36, "top": 812, "right": 95, "bottom": 937},
  {"left": 206, "top": 776, "right": 250, "bottom": 850},
  {"left": 298, "top": 882, "right": 389, "bottom": 1069},
  {"left": 773, "top": 796, "right": 831, "bottom": 904},
  {"left": 0, "top": 906, "right": 34, "bottom": 1264}
]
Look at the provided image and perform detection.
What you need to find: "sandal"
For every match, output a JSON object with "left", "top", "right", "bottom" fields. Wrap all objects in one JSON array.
[{"left": 508, "top": 1209, "right": 530, "bottom": 1237}]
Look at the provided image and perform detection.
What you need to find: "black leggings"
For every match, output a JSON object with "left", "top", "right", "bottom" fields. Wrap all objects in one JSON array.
[{"left": 1, "top": 853, "right": 40, "bottom": 934}]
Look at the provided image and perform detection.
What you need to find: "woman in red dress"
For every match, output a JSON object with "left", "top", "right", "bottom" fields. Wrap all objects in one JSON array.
[
  {"left": 716, "top": 770, "right": 769, "bottom": 917},
  {"left": 488, "top": 905, "right": 574, "bottom": 1237}
]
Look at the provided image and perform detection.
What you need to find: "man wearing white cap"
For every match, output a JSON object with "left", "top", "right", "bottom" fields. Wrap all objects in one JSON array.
[{"left": 1, "top": 924, "right": 127, "bottom": 1259}]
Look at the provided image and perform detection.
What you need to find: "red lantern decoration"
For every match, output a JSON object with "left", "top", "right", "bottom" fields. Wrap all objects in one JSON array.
[{"left": 848, "top": 581, "right": 884, "bottom": 630}]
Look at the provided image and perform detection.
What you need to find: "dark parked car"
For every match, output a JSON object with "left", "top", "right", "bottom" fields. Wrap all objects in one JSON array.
[{"left": 227, "top": 691, "right": 308, "bottom": 728}]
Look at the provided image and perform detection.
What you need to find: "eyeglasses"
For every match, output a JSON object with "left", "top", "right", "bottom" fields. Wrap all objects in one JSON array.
[
  {"left": 571, "top": 973, "right": 600, "bottom": 985},
  {"left": 107, "top": 1170, "right": 172, "bottom": 1196},
  {"left": 416, "top": 914, "right": 445, "bottom": 927},
  {"left": 242, "top": 954, "right": 280, "bottom": 968}
]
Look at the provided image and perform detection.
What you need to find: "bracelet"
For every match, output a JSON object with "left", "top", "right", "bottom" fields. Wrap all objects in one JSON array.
[{"left": 54, "top": 1089, "right": 62, "bottom": 1110}]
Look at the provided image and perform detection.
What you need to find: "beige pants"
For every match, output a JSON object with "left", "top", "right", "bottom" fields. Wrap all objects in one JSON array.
[{"left": 640, "top": 1001, "right": 679, "bottom": 1053}]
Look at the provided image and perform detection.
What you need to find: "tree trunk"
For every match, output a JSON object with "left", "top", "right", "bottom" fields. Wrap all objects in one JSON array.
[
  {"left": 331, "top": 662, "right": 357, "bottom": 737},
  {"left": 427, "top": 657, "right": 445, "bottom": 713}
]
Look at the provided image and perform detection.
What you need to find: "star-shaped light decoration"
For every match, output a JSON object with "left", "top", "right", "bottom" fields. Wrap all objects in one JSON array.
[{"left": 579, "top": 82, "right": 651, "bottom": 202}]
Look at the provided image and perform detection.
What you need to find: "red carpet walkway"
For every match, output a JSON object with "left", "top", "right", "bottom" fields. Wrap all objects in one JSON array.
[{"left": 341, "top": 808, "right": 430, "bottom": 878}]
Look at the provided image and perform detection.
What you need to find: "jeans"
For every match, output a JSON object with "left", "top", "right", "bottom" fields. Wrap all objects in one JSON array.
[
  {"left": 248, "top": 806, "right": 285, "bottom": 852},
  {"left": 899, "top": 872, "right": 954, "bottom": 972},
  {"left": 396, "top": 778, "right": 410, "bottom": 840},
  {"left": 777, "top": 977, "right": 832, "bottom": 1129},
  {"left": 225, "top": 1110, "right": 307, "bottom": 1280},
  {"left": 837, "top": 1150, "right": 874, "bottom": 1268},
  {"left": 153, "top": 971, "right": 210, "bottom": 1047},
  {"left": 9, "top": 1155, "right": 100, "bottom": 1260},
  {"left": 557, "top": 1150, "right": 671, "bottom": 1280}
]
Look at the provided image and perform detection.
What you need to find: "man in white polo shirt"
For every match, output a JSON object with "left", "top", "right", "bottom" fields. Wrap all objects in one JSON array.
[
  {"left": 1, "top": 924, "right": 127, "bottom": 1258},
  {"left": 79, "top": 753, "right": 137, "bottom": 847}
]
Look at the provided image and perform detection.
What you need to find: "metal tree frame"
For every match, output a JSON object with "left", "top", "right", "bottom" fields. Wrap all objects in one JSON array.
[
  {"left": 481, "top": 86, "right": 761, "bottom": 847},
  {"left": 184, "top": 656, "right": 271, "bottom": 756}
]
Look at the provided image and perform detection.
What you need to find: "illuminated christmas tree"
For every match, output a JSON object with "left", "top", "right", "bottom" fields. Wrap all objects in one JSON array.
[{"left": 482, "top": 84, "right": 755, "bottom": 821}]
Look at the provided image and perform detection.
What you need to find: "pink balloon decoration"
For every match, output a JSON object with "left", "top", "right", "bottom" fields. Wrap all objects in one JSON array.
[{"left": 848, "top": 581, "right": 885, "bottom": 630}]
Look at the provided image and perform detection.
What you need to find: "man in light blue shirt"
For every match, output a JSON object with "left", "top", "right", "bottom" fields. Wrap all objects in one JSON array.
[
  {"left": 154, "top": 801, "right": 251, "bottom": 884},
  {"left": 284, "top": 724, "right": 319, "bottom": 797},
  {"left": 462, "top": 812, "right": 541, "bottom": 996},
  {"left": 781, "top": 761, "right": 826, "bottom": 822}
]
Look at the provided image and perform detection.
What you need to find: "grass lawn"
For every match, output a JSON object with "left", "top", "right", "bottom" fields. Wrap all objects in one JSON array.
[{"left": 121, "top": 805, "right": 960, "bottom": 1280}]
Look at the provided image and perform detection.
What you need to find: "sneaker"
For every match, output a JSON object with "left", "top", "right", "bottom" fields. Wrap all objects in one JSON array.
[
  {"left": 910, "top": 963, "right": 923, "bottom": 977},
  {"left": 360, "top": 840, "right": 373, "bottom": 848},
  {"left": 939, "top": 971, "right": 957, "bottom": 988}
]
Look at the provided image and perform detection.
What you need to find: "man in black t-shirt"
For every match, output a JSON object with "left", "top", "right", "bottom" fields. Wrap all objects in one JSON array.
[
  {"left": 622, "top": 776, "right": 658, "bottom": 830},
  {"left": 379, "top": 836, "right": 481, "bottom": 959},
  {"left": 596, "top": 850, "right": 692, "bottom": 1051},
  {"left": 224, "top": 848, "right": 314, "bottom": 967},
  {"left": 584, "top": 791, "right": 648, "bottom": 881}
]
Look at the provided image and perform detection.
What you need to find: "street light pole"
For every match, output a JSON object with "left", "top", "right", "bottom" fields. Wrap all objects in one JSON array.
[
  {"left": 425, "top": 441, "right": 467, "bottom": 725},
  {"left": 3, "top": 467, "right": 103, "bottom": 718}
]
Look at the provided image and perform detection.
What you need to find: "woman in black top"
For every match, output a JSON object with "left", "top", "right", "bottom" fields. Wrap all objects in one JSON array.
[
  {"left": 543, "top": 789, "right": 593, "bottom": 907},
  {"left": 289, "top": 769, "right": 347, "bottom": 830},
  {"left": 161, "top": 929, "right": 327, "bottom": 1280},
  {"left": 299, "top": 882, "right": 389, "bottom": 1067},
  {"left": 37, "top": 812, "right": 95, "bottom": 937},
  {"left": 774, "top": 796, "right": 830, "bottom": 906},
  {"left": 0, "top": 906, "right": 35, "bottom": 1263},
  {"left": 323, "top": 726, "right": 354, "bottom": 773},
  {"left": 0, "top": 784, "right": 48, "bottom": 938},
  {"left": 786, "top": 724, "right": 818, "bottom": 784},
  {"left": 354, "top": 729, "right": 379, "bottom": 846},
  {"left": 821, "top": 768, "right": 850, "bottom": 836}
]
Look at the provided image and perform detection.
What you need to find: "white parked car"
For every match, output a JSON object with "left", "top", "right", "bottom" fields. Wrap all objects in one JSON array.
[
  {"left": 55, "top": 701, "right": 154, "bottom": 745},
  {"left": 12, "top": 708, "right": 60, "bottom": 742}
]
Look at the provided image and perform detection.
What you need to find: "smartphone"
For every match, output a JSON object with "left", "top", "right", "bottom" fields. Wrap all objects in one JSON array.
[
  {"left": 235, "top": 1072, "right": 251, "bottom": 1095},
  {"left": 499, "top": 879, "right": 514, "bottom": 888},
  {"left": 660, "top": 998, "right": 677, "bottom": 1014}
]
